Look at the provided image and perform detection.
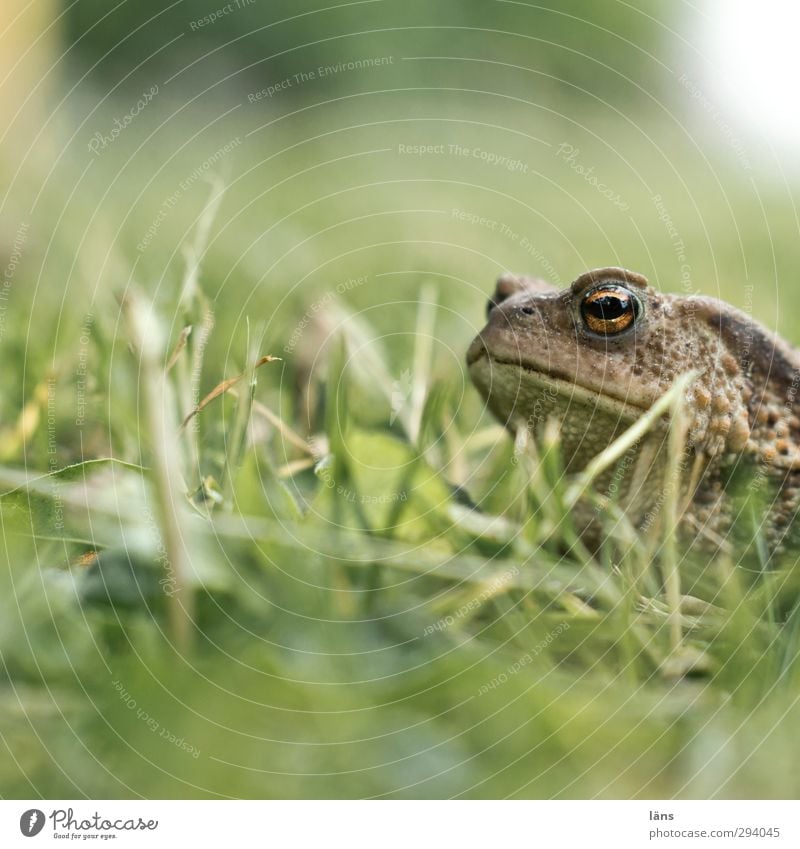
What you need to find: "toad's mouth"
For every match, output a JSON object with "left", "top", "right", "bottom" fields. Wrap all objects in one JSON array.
[{"left": 467, "top": 348, "right": 653, "bottom": 423}]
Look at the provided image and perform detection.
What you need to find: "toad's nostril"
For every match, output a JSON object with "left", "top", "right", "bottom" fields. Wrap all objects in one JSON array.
[{"left": 521, "top": 306, "right": 535, "bottom": 315}]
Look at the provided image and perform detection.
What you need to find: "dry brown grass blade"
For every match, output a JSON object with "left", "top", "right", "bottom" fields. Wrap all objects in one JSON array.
[
  {"left": 245, "top": 395, "right": 313, "bottom": 453},
  {"left": 179, "top": 355, "right": 280, "bottom": 431},
  {"left": 165, "top": 325, "right": 193, "bottom": 372}
]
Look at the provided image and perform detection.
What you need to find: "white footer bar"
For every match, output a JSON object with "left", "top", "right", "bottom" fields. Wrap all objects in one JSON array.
[{"left": 2, "top": 800, "right": 797, "bottom": 848}]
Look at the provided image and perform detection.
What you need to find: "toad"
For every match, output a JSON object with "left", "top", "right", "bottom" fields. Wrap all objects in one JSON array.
[{"left": 467, "top": 267, "right": 800, "bottom": 553}]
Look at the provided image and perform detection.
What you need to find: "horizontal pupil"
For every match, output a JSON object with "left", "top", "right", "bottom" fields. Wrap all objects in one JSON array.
[{"left": 587, "top": 296, "right": 629, "bottom": 320}]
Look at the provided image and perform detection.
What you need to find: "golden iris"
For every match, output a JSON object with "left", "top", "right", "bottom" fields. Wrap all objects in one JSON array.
[{"left": 581, "top": 286, "right": 639, "bottom": 335}]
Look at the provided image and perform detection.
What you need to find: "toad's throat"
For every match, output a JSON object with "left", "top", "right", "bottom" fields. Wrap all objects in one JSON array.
[{"left": 471, "top": 352, "right": 654, "bottom": 423}]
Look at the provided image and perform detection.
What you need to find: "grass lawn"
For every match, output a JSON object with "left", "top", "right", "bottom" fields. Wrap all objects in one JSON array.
[{"left": 1, "top": 90, "right": 799, "bottom": 799}]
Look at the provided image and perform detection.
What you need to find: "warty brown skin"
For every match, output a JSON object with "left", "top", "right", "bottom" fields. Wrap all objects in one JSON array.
[{"left": 467, "top": 267, "right": 800, "bottom": 553}]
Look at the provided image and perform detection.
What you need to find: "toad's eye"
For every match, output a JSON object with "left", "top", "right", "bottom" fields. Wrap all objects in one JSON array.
[{"left": 581, "top": 285, "right": 640, "bottom": 336}]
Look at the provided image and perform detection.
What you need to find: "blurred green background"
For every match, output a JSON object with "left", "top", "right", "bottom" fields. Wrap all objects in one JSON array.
[{"left": 1, "top": 0, "right": 799, "bottom": 799}]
